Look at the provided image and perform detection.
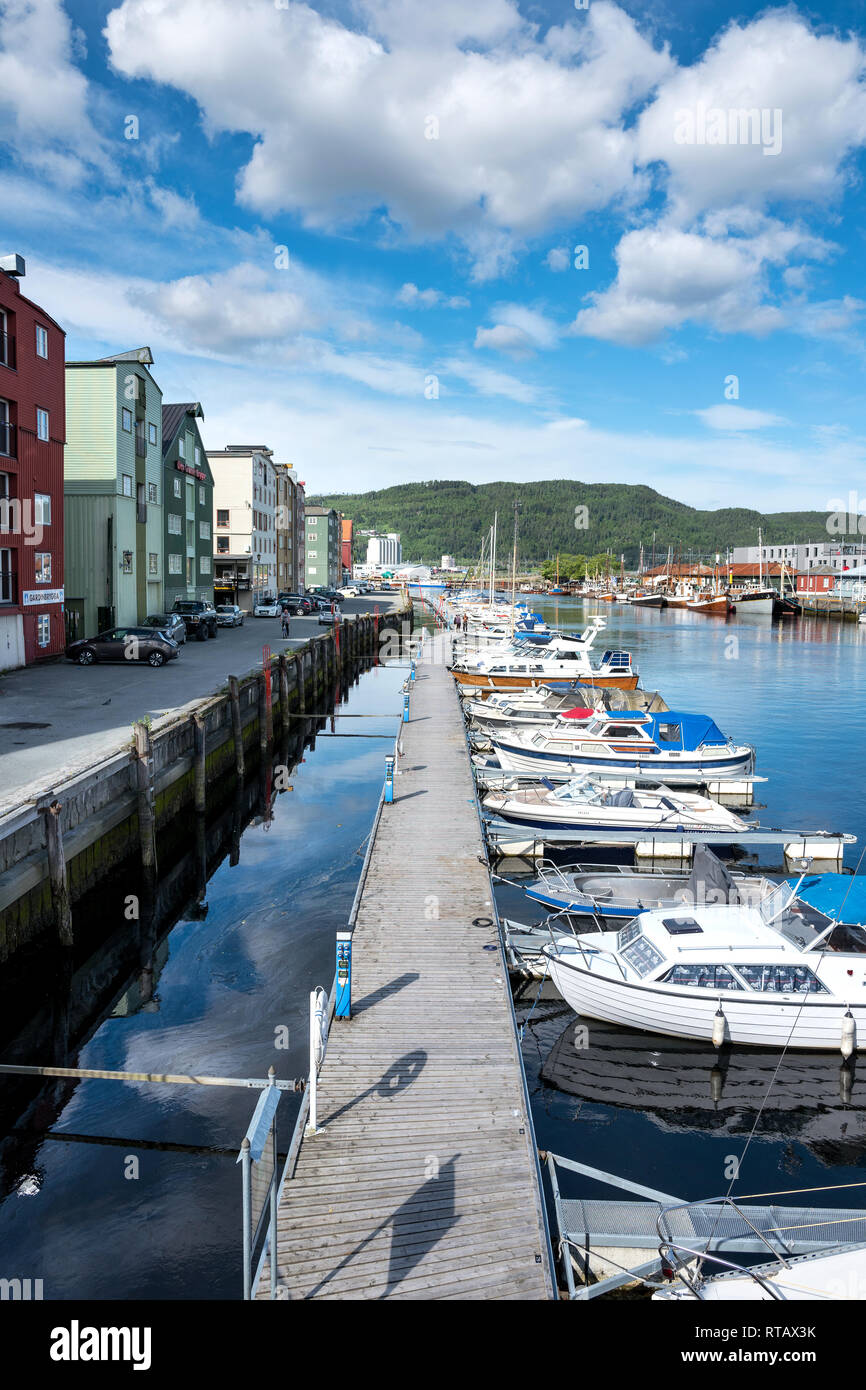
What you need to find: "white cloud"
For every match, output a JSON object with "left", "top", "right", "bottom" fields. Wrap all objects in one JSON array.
[
  {"left": 636, "top": 12, "right": 866, "bottom": 219},
  {"left": 440, "top": 357, "right": 540, "bottom": 404},
  {"left": 397, "top": 282, "right": 469, "bottom": 309},
  {"left": 694, "top": 405, "right": 785, "bottom": 431},
  {"left": 546, "top": 247, "right": 570, "bottom": 272},
  {"left": 0, "top": 0, "right": 109, "bottom": 183},
  {"left": 569, "top": 217, "right": 828, "bottom": 346},
  {"left": 474, "top": 304, "right": 559, "bottom": 357},
  {"left": 105, "top": 0, "right": 671, "bottom": 277}
]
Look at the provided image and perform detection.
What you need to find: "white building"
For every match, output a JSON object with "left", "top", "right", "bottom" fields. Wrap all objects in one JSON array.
[
  {"left": 441, "top": 554, "right": 455, "bottom": 570},
  {"left": 207, "top": 444, "right": 278, "bottom": 608},
  {"left": 731, "top": 540, "right": 866, "bottom": 573},
  {"left": 367, "top": 532, "right": 402, "bottom": 567}
]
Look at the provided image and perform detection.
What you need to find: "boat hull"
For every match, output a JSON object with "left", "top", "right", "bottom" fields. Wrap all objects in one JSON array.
[
  {"left": 453, "top": 670, "right": 639, "bottom": 691},
  {"left": 491, "top": 744, "right": 754, "bottom": 783},
  {"left": 547, "top": 952, "right": 866, "bottom": 1051}
]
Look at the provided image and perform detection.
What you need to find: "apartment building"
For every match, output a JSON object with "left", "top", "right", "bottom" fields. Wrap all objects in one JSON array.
[
  {"left": 304, "top": 505, "right": 341, "bottom": 588},
  {"left": 162, "top": 403, "right": 214, "bottom": 607},
  {"left": 64, "top": 347, "right": 163, "bottom": 638},
  {"left": 0, "top": 253, "right": 66, "bottom": 669},
  {"left": 208, "top": 444, "right": 277, "bottom": 609}
]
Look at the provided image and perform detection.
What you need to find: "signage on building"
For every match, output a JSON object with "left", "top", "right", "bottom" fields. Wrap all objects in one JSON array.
[
  {"left": 22, "top": 587, "right": 64, "bottom": 606},
  {"left": 175, "top": 461, "right": 207, "bottom": 482}
]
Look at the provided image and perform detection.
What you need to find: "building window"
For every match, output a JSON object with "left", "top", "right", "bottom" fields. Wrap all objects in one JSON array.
[
  {"left": 168, "top": 553, "right": 182, "bottom": 574},
  {"left": 34, "top": 492, "right": 50, "bottom": 526},
  {"left": 148, "top": 422, "right": 158, "bottom": 445},
  {"left": 149, "top": 552, "right": 158, "bottom": 575},
  {"left": 195, "top": 447, "right": 201, "bottom": 469},
  {"left": 217, "top": 536, "right": 229, "bottom": 554},
  {"left": 37, "top": 613, "right": 50, "bottom": 647},
  {"left": 200, "top": 554, "right": 211, "bottom": 573},
  {"left": 122, "top": 550, "right": 132, "bottom": 574},
  {"left": 34, "top": 552, "right": 51, "bottom": 583},
  {"left": 0, "top": 546, "right": 12, "bottom": 602},
  {"left": 217, "top": 509, "right": 229, "bottom": 527},
  {"left": 148, "top": 482, "right": 158, "bottom": 504},
  {"left": 199, "top": 520, "right": 210, "bottom": 540},
  {"left": 186, "top": 556, "right": 193, "bottom": 586},
  {"left": 168, "top": 513, "right": 182, "bottom": 535},
  {"left": 178, "top": 435, "right": 185, "bottom": 458},
  {"left": 173, "top": 477, "right": 182, "bottom": 499},
  {"left": 121, "top": 474, "right": 132, "bottom": 497},
  {"left": 122, "top": 408, "right": 132, "bottom": 432},
  {"left": 36, "top": 408, "right": 49, "bottom": 441},
  {"left": 198, "top": 483, "right": 205, "bottom": 504},
  {"left": 35, "top": 325, "right": 48, "bottom": 358},
  {"left": 186, "top": 520, "right": 194, "bottom": 548}
]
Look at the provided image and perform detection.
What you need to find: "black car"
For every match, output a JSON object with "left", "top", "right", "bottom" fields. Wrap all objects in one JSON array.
[
  {"left": 142, "top": 612, "right": 187, "bottom": 645},
  {"left": 278, "top": 591, "right": 313, "bottom": 616},
  {"left": 305, "top": 590, "right": 335, "bottom": 611},
  {"left": 172, "top": 599, "right": 219, "bottom": 641},
  {"left": 66, "top": 626, "right": 179, "bottom": 668},
  {"left": 310, "top": 587, "right": 343, "bottom": 605}
]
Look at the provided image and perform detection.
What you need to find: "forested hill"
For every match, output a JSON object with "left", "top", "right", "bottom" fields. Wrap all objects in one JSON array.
[{"left": 307, "top": 480, "right": 830, "bottom": 565}]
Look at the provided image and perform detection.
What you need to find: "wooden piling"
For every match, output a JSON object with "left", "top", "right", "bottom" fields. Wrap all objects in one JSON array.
[
  {"left": 42, "top": 799, "right": 73, "bottom": 947},
  {"left": 229, "top": 675, "right": 245, "bottom": 781},
  {"left": 259, "top": 672, "right": 270, "bottom": 756},
  {"left": 295, "top": 651, "right": 305, "bottom": 715},
  {"left": 278, "top": 653, "right": 290, "bottom": 732},
  {"left": 133, "top": 721, "right": 158, "bottom": 879},
  {"left": 193, "top": 713, "right": 207, "bottom": 815}
]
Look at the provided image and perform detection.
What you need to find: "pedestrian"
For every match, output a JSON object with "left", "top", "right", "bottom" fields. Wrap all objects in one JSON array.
[{"left": 280, "top": 608, "right": 291, "bottom": 638}]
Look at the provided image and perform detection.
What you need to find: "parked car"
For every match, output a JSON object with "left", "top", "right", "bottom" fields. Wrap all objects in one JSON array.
[
  {"left": 216, "top": 604, "right": 244, "bottom": 627},
  {"left": 172, "top": 599, "right": 219, "bottom": 641},
  {"left": 303, "top": 591, "right": 331, "bottom": 611},
  {"left": 318, "top": 606, "right": 344, "bottom": 626},
  {"left": 277, "top": 591, "right": 313, "bottom": 615},
  {"left": 141, "top": 612, "right": 187, "bottom": 645},
  {"left": 254, "top": 596, "right": 280, "bottom": 617},
  {"left": 66, "top": 626, "right": 179, "bottom": 668},
  {"left": 311, "top": 586, "right": 344, "bottom": 605},
  {"left": 338, "top": 585, "right": 359, "bottom": 598}
]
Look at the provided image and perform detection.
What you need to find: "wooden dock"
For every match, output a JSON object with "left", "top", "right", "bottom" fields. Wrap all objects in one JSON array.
[{"left": 261, "top": 638, "right": 554, "bottom": 1300}]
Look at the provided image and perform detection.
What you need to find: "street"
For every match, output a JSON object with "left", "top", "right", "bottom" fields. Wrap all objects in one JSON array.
[{"left": 0, "top": 597, "right": 398, "bottom": 815}]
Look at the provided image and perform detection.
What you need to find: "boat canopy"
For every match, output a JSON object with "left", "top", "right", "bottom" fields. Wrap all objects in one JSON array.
[
  {"left": 561, "top": 708, "right": 594, "bottom": 720},
  {"left": 645, "top": 711, "right": 729, "bottom": 750},
  {"left": 787, "top": 874, "right": 866, "bottom": 924}
]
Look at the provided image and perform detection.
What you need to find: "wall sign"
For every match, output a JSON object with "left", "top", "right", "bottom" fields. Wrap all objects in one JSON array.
[{"left": 22, "top": 587, "right": 64, "bottom": 606}]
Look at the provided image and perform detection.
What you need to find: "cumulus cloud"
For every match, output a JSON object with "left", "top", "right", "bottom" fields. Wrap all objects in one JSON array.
[
  {"left": 397, "top": 283, "right": 469, "bottom": 309},
  {"left": 546, "top": 247, "right": 571, "bottom": 272},
  {"left": 474, "top": 304, "right": 559, "bottom": 357},
  {"left": 105, "top": 0, "right": 671, "bottom": 277}
]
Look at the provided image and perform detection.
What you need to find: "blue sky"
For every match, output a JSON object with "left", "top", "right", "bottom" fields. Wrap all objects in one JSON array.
[{"left": 2, "top": 0, "right": 866, "bottom": 512}]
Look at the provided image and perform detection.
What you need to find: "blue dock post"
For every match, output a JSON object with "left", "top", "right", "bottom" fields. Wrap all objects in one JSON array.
[
  {"left": 335, "top": 931, "right": 352, "bottom": 1019},
  {"left": 410, "top": 659, "right": 416, "bottom": 683},
  {"left": 384, "top": 754, "right": 395, "bottom": 803},
  {"left": 403, "top": 691, "right": 410, "bottom": 723}
]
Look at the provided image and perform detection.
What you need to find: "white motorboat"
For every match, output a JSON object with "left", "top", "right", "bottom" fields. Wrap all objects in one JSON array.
[
  {"left": 542, "top": 883, "right": 866, "bottom": 1051},
  {"left": 482, "top": 776, "right": 749, "bottom": 837},
  {"left": 490, "top": 708, "right": 755, "bottom": 783},
  {"left": 451, "top": 619, "right": 639, "bottom": 692}
]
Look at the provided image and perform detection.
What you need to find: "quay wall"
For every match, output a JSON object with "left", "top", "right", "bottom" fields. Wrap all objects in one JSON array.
[{"left": 0, "top": 605, "right": 413, "bottom": 963}]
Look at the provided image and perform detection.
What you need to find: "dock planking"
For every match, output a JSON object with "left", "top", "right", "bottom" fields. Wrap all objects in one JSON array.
[{"left": 260, "top": 637, "right": 554, "bottom": 1300}]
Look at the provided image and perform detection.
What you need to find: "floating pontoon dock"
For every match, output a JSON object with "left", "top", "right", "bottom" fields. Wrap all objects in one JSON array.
[{"left": 260, "top": 639, "right": 555, "bottom": 1299}]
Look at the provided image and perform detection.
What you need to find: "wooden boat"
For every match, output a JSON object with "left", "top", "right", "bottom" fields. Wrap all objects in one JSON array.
[
  {"left": 629, "top": 591, "right": 665, "bottom": 608},
  {"left": 686, "top": 592, "right": 733, "bottom": 615}
]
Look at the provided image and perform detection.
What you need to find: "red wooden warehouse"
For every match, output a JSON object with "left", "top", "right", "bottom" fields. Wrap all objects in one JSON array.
[{"left": 0, "top": 253, "right": 66, "bottom": 668}]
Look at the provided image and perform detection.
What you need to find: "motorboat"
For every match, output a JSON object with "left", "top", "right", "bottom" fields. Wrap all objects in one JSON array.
[
  {"left": 489, "top": 708, "right": 755, "bottom": 783},
  {"left": 523, "top": 846, "right": 776, "bottom": 921},
  {"left": 482, "top": 776, "right": 750, "bottom": 837},
  {"left": 450, "top": 618, "right": 639, "bottom": 692},
  {"left": 728, "top": 584, "right": 776, "bottom": 615},
  {"left": 686, "top": 591, "right": 734, "bottom": 615},
  {"left": 542, "top": 883, "right": 866, "bottom": 1050}
]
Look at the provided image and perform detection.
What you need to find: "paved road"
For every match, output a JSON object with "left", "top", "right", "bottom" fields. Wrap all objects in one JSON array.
[{"left": 0, "top": 598, "right": 401, "bottom": 815}]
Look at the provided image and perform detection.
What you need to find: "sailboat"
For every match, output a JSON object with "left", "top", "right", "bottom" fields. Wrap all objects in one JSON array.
[
  {"left": 551, "top": 553, "right": 565, "bottom": 595},
  {"left": 730, "top": 527, "right": 776, "bottom": 614}
]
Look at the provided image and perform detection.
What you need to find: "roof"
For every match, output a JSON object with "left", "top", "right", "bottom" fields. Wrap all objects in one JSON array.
[{"left": 161, "top": 402, "right": 204, "bottom": 457}]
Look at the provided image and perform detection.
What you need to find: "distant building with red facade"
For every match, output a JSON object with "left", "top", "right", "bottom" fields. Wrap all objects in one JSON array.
[
  {"left": 0, "top": 254, "right": 66, "bottom": 669},
  {"left": 341, "top": 517, "right": 353, "bottom": 575}
]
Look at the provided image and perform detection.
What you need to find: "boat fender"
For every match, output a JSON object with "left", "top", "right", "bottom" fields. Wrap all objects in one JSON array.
[
  {"left": 712, "top": 1003, "right": 726, "bottom": 1049},
  {"left": 841, "top": 1008, "right": 856, "bottom": 1061}
]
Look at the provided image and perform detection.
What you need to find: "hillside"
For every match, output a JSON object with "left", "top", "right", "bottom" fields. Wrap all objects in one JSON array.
[{"left": 307, "top": 479, "right": 831, "bottom": 566}]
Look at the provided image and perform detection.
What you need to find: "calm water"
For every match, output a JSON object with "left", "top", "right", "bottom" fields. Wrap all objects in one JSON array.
[
  {"left": 3, "top": 599, "right": 866, "bottom": 1297},
  {"left": 504, "top": 598, "right": 866, "bottom": 1222},
  {"left": 0, "top": 659, "right": 407, "bottom": 1300}
]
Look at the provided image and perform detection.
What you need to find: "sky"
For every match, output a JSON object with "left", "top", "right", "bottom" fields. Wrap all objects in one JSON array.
[{"left": 2, "top": 0, "right": 866, "bottom": 513}]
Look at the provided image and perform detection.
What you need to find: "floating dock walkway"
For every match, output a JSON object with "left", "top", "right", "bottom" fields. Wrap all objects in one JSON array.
[{"left": 262, "top": 635, "right": 554, "bottom": 1299}]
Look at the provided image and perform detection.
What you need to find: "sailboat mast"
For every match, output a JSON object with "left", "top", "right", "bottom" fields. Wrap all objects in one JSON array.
[
  {"left": 510, "top": 500, "right": 519, "bottom": 634},
  {"left": 491, "top": 511, "right": 498, "bottom": 602},
  {"left": 758, "top": 525, "right": 763, "bottom": 587}
]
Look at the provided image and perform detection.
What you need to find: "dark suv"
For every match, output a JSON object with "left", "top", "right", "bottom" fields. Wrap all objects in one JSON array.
[
  {"left": 278, "top": 591, "right": 313, "bottom": 615},
  {"left": 172, "top": 599, "right": 219, "bottom": 641}
]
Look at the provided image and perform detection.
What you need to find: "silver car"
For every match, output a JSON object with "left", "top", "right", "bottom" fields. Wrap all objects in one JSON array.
[{"left": 216, "top": 604, "right": 244, "bottom": 627}]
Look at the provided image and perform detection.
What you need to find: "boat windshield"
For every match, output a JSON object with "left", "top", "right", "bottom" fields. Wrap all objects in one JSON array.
[{"left": 760, "top": 884, "right": 836, "bottom": 948}]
